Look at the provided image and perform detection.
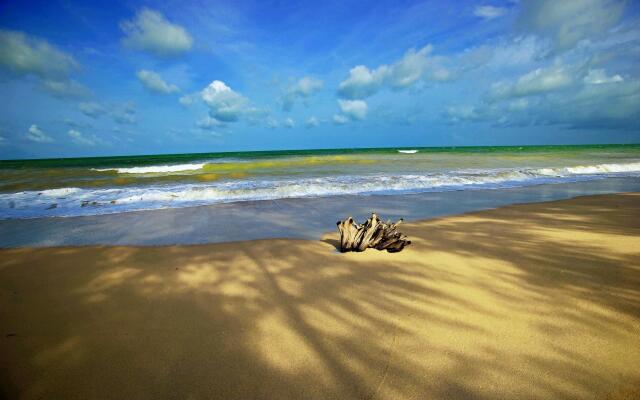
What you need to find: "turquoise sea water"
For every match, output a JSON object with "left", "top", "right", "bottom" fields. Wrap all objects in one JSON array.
[{"left": 1, "top": 144, "right": 639, "bottom": 219}]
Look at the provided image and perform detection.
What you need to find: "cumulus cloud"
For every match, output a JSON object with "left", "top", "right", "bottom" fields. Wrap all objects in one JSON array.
[
  {"left": 531, "top": 78, "right": 637, "bottom": 129},
  {"left": 201, "top": 80, "right": 250, "bottom": 122},
  {"left": 63, "top": 119, "right": 91, "bottom": 129},
  {"left": 113, "top": 113, "right": 136, "bottom": 125},
  {"left": 0, "top": 29, "right": 87, "bottom": 100},
  {"left": 583, "top": 69, "right": 623, "bottom": 85},
  {"left": 42, "top": 79, "right": 89, "bottom": 99},
  {"left": 338, "top": 99, "right": 368, "bottom": 120},
  {"left": 482, "top": 36, "right": 549, "bottom": 68},
  {"left": 120, "top": 8, "right": 193, "bottom": 57},
  {"left": 67, "top": 129, "right": 96, "bottom": 146},
  {"left": 112, "top": 103, "right": 137, "bottom": 125},
  {"left": 474, "top": 6, "right": 507, "bottom": 19},
  {"left": 26, "top": 124, "right": 53, "bottom": 143},
  {"left": 283, "top": 117, "right": 295, "bottom": 128},
  {"left": 412, "top": 36, "right": 548, "bottom": 82},
  {"left": 136, "top": 70, "right": 180, "bottom": 94},
  {"left": 178, "top": 93, "right": 199, "bottom": 106},
  {"left": 332, "top": 114, "right": 349, "bottom": 125},
  {"left": 447, "top": 68, "right": 638, "bottom": 130},
  {"left": 293, "top": 77, "right": 324, "bottom": 96},
  {"left": 444, "top": 106, "right": 483, "bottom": 123},
  {"left": 491, "top": 65, "right": 575, "bottom": 99},
  {"left": 338, "top": 65, "right": 389, "bottom": 99},
  {"left": 78, "top": 101, "right": 135, "bottom": 124},
  {"left": 508, "top": 98, "right": 531, "bottom": 111},
  {"left": 281, "top": 76, "right": 323, "bottom": 111},
  {"left": 0, "top": 29, "right": 79, "bottom": 78},
  {"left": 388, "top": 45, "right": 434, "bottom": 88},
  {"left": 517, "top": 0, "right": 625, "bottom": 51},
  {"left": 196, "top": 116, "right": 223, "bottom": 130},
  {"left": 266, "top": 116, "right": 279, "bottom": 129},
  {"left": 306, "top": 116, "right": 319, "bottom": 128},
  {"left": 78, "top": 102, "right": 106, "bottom": 118},
  {"left": 338, "top": 45, "right": 439, "bottom": 99}
]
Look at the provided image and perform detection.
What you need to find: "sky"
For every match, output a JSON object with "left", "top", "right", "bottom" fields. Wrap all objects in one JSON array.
[{"left": 0, "top": 0, "right": 639, "bottom": 159}]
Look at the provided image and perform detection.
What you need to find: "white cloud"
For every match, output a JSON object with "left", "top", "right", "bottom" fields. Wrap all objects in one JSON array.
[
  {"left": 517, "top": 0, "right": 625, "bottom": 51},
  {"left": 484, "top": 36, "right": 549, "bottom": 68},
  {"left": 196, "top": 116, "right": 223, "bottom": 130},
  {"left": 474, "top": 6, "right": 507, "bottom": 19},
  {"left": 332, "top": 114, "right": 349, "bottom": 125},
  {"left": 338, "top": 65, "right": 389, "bottom": 99},
  {"left": 136, "top": 69, "right": 180, "bottom": 94},
  {"left": 63, "top": 119, "right": 91, "bottom": 129},
  {"left": 447, "top": 74, "right": 638, "bottom": 130},
  {"left": 281, "top": 76, "right": 323, "bottom": 111},
  {"left": 410, "top": 36, "right": 548, "bottom": 82},
  {"left": 113, "top": 113, "right": 136, "bottom": 125},
  {"left": 583, "top": 69, "right": 623, "bottom": 85},
  {"left": 283, "top": 117, "right": 295, "bottom": 128},
  {"left": 294, "top": 77, "right": 324, "bottom": 96},
  {"left": 201, "top": 80, "right": 250, "bottom": 122},
  {"left": 67, "top": 129, "right": 96, "bottom": 146},
  {"left": 306, "top": 116, "right": 319, "bottom": 128},
  {"left": 0, "top": 29, "right": 79, "bottom": 78},
  {"left": 120, "top": 8, "right": 193, "bottom": 57},
  {"left": 42, "top": 79, "right": 89, "bottom": 98},
  {"left": 444, "top": 106, "right": 482, "bottom": 123},
  {"left": 491, "top": 65, "right": 574, "bottom": 99},
  {"left": 387, "top": 45, "right": 433, "bottom": 89},
  {"left": 78, "top": 102, "right": 106, "bottom": 118},
  {"left": 338, "top": 99, "right": 368, "bottom": 120},
  {"left": 338, "top": 45, "right": 439, "bottom": 99},
  {"left": 178, "top": 93, "right": 198, "bottom": 106},
  {"left": 563, "top": 78, "right": 639, "bottom": 128},
  {"left": 508, "top": 98, "right": 530, "bottom": 111},
  {"left": 26, "top": 124, "right": 53, "bottom": 143},
  {"left": 112, "top": 103, "right": 137, "bottom": 125},
  {"left": 0, "top": 30, "right": 87, "bottom": 101},
  {"left": 266, "top": 116, "right": 279, "bottom": 129}
]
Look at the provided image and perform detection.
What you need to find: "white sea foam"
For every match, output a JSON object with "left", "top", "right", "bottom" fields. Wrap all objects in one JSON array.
[
  {"left": 2, "top": 161, "right": 640, "bottom": 219},
  {"left": 93, "top": 163, "right": 207, "bottom": 174},
  {"left": 398, "top": 150, "right": 418, "bottom": 154},
  {"left": 37, "top": 187, "right": 82, "bottom": 197},
  {"left": 537, "top": 162, "right": 640, "bottom": 175}
]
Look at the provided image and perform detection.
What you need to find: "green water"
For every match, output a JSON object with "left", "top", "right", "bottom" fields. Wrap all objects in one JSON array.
[
  {"left": 2, "top": 144, "right": 639, "bottom": 169},
  {"left": 1, "top": 144, "right": 639, "bottom": 219}
]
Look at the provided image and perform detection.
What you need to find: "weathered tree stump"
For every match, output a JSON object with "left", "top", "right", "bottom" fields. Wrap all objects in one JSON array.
[{"left": 336, "top": 213, "right": 411, "bottom": 253}]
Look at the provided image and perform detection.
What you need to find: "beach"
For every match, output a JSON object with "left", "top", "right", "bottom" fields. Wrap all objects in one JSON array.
[{"left": 1, "top": 192, "right": 639, "bottom": 399}]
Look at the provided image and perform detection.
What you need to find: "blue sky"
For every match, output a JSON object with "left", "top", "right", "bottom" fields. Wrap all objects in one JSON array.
[{"left": 0, "top": 0, "right": 639, "bottom": 159}]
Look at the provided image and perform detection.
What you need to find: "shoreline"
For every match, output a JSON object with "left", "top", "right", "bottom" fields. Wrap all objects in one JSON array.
[
  {"left": 2, "top": 176, "right": 640, "bottom": 248},
  {"left": 1, "top": 192, "right": 639, "bottom": 399}
]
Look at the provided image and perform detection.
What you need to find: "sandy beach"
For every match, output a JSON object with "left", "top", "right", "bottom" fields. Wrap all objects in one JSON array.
[{"left": 1, "top": 192, "right": 639, "bottom": 399}]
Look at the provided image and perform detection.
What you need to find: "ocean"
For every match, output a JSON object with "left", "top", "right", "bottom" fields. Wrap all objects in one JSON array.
[{"left": 1, "top": 144, "right": 640, "bottom": 220}]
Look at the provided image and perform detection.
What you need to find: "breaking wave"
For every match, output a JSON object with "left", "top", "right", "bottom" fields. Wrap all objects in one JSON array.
[
  {"left": 92, "top": 163, "right": 207, "bottom": 174},
  {"left": 1, "top": 161, "right": 639, "bottom": 219}
]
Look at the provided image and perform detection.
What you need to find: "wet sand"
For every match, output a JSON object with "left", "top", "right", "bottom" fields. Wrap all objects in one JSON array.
[
  {"left": 1, "top": 193, "right": 639, "bottom": 399},
  {"left": 3, "top": 177, "right": 640, "bottom": 248}
]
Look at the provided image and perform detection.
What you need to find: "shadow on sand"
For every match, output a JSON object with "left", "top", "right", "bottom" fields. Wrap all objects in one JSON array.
[{"left": 0, "top": 193, "right": 639, "bottom": 399}]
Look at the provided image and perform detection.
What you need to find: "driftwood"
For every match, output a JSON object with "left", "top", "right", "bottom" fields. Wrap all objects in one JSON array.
[{"left": 336, "top": 213, "right": 411, "bottom": 253}]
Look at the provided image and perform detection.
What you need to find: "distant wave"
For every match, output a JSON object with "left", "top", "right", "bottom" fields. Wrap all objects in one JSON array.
[
  {"left": 90, "top": 156, "right": 369, "bottom": 175},
  {"left": 398, "top": 150, "right": 418, "bottom": 154},
  {"left": 92, "top": 163, "right": 207, "bottom": 174},
  {"left": 2, "top": 161, "right": 640, "bottom": 219}
]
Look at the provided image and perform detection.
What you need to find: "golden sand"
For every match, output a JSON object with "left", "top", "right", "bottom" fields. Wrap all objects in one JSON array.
[{"left": 1, "top": 193, "right": 639, "bottom": 399}]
